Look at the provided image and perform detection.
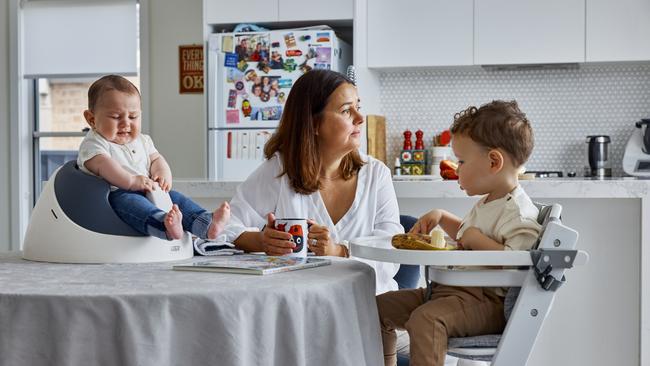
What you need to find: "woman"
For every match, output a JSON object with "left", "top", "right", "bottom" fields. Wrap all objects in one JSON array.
[{"left": 223, "top": 70, "right": 402, "bottom": 294}]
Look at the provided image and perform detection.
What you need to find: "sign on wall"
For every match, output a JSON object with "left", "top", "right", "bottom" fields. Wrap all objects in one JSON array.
[{"left": 179, "top": 44, "right": 204, "bottom": 94}]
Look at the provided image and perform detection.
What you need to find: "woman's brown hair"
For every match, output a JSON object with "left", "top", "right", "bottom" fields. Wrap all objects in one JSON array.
[{"left": 264, "top": 70, "right": 365, "bottom": 194}]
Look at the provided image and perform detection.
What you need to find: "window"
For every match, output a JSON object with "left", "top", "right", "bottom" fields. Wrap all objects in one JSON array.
[
  {"left": 22, "top": 0, "right": 140, "bottom": 202},
  {"left": 33, "top": 77, "right": 140, "bottom": 199}
]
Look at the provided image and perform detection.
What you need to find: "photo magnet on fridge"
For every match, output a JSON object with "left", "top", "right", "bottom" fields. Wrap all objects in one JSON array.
[{"left": 284, "top": 32, "right": 297, "bottom": 48}]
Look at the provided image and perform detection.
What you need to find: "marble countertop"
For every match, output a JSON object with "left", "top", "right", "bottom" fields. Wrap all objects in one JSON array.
[{"left": 174, "top": 178, "right": 650, "bottom": 199}]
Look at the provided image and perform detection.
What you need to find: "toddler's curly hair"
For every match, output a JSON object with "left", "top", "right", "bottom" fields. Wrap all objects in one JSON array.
[{"left": 450, "top": 100, "right": 533, "bottom": 167}]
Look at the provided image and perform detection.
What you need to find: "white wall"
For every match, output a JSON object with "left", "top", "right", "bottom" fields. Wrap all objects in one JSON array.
[
  {"left": 147, "top": 0, "right": 206, "bottom": 179},
  {"left": 1, "top": 0, "right": 10, "bottom": 251}
]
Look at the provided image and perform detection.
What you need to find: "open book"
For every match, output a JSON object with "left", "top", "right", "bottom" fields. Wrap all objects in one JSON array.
[{"left": 173, "top": 254, "right": 331, "bottom": 275}]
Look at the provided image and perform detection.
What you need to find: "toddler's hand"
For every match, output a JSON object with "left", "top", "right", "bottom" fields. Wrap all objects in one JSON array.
[
  {"left": 410, "top": 209, "right": 442, "bottom": 234},
  {"left": 458, "top": 227, "right": 482, "bottom": 250},
  {"left": 152, "top": 174, "right": 172, "bottom": 192},
  {"left": 130, "top": 175, "right": 155, "bottom": 192}
]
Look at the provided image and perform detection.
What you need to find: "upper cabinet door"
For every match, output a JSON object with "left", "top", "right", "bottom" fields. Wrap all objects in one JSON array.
[
  {"left": 475, "top": 0, "right": 585, "bottom": 65},
  {"left": 586, "top": 0, "right": 650, "bottom": 62},
  {"left": 205, "top": 0, "right": 278, "bottom": 24},
  {"left": 279, "top": 0, "right": 353, "bottom": 21},
  {"left": 367, "top": 0, "right": 474, "bottom": 68}
]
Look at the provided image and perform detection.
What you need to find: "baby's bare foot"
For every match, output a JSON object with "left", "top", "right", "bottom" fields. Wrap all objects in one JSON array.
[
  {"left": 164, "top": 204, "right": 184, "bottom": 240},
  {"left": 207, "top": 202, "right": 231, "bottom": 240}
]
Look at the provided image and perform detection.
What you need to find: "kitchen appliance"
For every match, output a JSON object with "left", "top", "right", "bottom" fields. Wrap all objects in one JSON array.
[
  {"left": 585, "top": 135, "right": 611, "bottom": 178},
  {"left": 206, "top": 27, "right": 351, "bottom": 180},
  {"left": 623, "top": 118, "right": 650, "bottom": 177}
]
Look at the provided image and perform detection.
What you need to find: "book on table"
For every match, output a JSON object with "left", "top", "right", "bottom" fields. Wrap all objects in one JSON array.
[{"left": 172, "top": 254, "right": 331, "bottom": 275}]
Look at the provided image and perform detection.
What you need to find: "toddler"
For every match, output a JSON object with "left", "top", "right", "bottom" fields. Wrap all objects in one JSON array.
[
  {"left": 377, "top": 100, "right": 542, "bottom": 366},
  {"left": 77, "top": 75, "right": 229, "bottom": 241}
]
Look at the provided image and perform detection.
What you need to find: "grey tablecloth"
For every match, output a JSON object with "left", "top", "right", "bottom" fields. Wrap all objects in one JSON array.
[{"left": 0, "top": 252, "right": 382, "bottom": 366}]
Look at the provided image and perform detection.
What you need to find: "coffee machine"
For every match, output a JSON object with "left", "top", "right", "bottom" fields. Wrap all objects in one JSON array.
[
  {"left": 622, "top": 118, "right": 650, "bottom": 177},
  {"left": 585, "top": 135, "right": 612, "bottom": 178}
]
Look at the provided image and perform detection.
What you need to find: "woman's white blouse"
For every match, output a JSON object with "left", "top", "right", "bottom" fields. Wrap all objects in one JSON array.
[{"left": 223, "top": 154, "right": 403, "bottom": 294}]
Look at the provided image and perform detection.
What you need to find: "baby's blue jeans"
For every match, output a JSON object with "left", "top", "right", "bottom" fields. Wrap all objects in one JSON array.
[{"left": 109, "top": 189, "right": 212, "bottom": 240}]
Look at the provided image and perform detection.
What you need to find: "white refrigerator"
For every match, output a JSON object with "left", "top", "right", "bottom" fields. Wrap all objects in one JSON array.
[{"left": 207, "top": 28, "right": 352, "bottom": 180}]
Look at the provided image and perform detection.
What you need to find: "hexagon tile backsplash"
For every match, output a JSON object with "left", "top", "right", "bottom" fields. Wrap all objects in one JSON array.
[{"left": 379, "top": 63, "right": 650, "bottom": 177}]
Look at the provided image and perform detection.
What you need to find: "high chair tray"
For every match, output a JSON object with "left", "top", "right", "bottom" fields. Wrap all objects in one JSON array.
[{"left": 350, "top": 236, "right": 535, "bottom": 267}]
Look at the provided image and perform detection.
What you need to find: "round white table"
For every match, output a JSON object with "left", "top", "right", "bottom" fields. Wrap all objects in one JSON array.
[{"left": 0, "top": 252, "right": 382, "bottom": 366}]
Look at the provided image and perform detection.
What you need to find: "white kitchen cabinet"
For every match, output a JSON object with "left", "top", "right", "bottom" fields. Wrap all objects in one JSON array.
[
  {"left": 474, "top": 0, "right": 585, "bottom": 65},
  {"left": 205, "top": 0, "right": 277, "bottom": 24},
  {"left": 586, "top": 0, "right": 650, "bottom": 62},
  {"left": 279, "top": 0, "right": 352, "bottom": 22},
  {"left": 367, "top": 0, "right": 473, "bottom": 68},
  {"left": 205, "top": 0, "right": 352, "bottom": 25}
]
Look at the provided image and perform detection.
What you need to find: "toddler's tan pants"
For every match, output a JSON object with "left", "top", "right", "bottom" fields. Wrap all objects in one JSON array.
[{"left": 377, "top": 284, "right": 505, "bottom": 366}]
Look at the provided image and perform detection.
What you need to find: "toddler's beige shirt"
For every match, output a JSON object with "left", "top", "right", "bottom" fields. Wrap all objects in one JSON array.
[{"left": 456, "top": 185, "right": 542, "bottom": 251}]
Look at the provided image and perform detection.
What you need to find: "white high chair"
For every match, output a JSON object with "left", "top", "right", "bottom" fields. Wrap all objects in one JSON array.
[{"left": 351, "top": 204, "right": 589, "bottom": 365}]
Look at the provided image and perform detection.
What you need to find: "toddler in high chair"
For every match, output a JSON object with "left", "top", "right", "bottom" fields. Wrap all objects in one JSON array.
[
  {"left": 377, "top": 100, "right": 542, "bottom": 366},
  {"left": 77, "top": 75, "right": 229, "bottom": 241}
]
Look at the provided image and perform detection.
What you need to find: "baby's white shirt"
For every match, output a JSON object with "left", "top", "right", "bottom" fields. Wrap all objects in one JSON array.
[
  {"left": 77, "top": 129, "right": 158, "bottom": 178},
  {"left": 456, "top": 185, "right": 542, "bottom": 251}
]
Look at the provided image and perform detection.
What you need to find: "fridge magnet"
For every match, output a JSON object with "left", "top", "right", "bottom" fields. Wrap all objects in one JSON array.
[
  {"left": 235, "top": 81, "right": 245, "bottom": 92},
  {"left": 244, "top": 69, "right": 258, "bottom": 82},
  {"left": 226, "top": 68, "right": 243, "bottom": 83},
  {"left": 260, "top": 92, "right": 270, "bottom": 102},
  {"left": 316, "top": 32, "right": 330, "bottom": 43},
  {"left": 257, "top": 61, "right": 271, "bottom": 73},
  {"left": 271, "top": 41, "right": 280, "bottom": 48},
  {"left": 283, "top": 59, "right": 297, "bottom": 72},
  {"left": 306, "top": 47, "right": 317, "bottom": 60},
  {"left": 284, "top": 32, "right": 297, "bottom": 48},
  {"left": 278, "top": 78, "right": 292, "bottom": 89},
  {"left": 261, "top": 106, "right": 282, "bottom": 120},
  {"left": 250, "top": 42, "right": 269, "bottom": 62},
  {"left": 179, "top": 44, "right": 204, "bottom": 94},
  {"left": 226, "top": 109, "right": 240, "bottom": 124},
  {"left": 269, "top": 51, "right": 285, "bottom": 69},
  {"left": 314, "top": 63, "right": 331, "bottom": 70},
  {"left": 241, "top": 100, "right": 252, "bottom": 117},
  {"left": 221, "top": 35, "right": 234, "bottom": 53},
  {"left": 286, "top": 49, "right": 302, "bottom": 57},
  {"left": 236, "top": 60, "right": 249, "bottom": 72},
  {"left": 224, "top": 53, "right": 238, "bottom": 68},
  {"left": 235, "top": 34, "right": 270, "bottom": 62},
  {"left": 316, "top": 47, "right": 332, "bottom": 64},
  {"left": 300, "top": 35, "right": 311, "bottom": 42},
  {"left": 277, "top": 92, "right": 286, "bottom": 104},
  {"left": 299, "top": 61, "right": 312, "bottom": 74},
  {"left": 227, "top": 89, "right": 237, "bottom": 108},
  {"left": 251, "top": 84, "right": 262, "bottom": 99},
  {"left": 250, "top": 107, "right": 261, "bottom": 120}
]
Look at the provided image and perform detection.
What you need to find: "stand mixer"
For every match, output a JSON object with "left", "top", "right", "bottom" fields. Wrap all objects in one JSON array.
[{"left": 622, "top": 118, "right": 650, "bottom": 177}]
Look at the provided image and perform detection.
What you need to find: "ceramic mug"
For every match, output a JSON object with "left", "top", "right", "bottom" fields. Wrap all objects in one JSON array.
[{"left": 274, "top": 218, "right": 308, "bottom": 258}]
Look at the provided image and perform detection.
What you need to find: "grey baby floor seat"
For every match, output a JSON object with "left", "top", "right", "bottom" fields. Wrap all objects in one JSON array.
[{"left": 22, "top": 160, "right": 193, "bottom": 264}]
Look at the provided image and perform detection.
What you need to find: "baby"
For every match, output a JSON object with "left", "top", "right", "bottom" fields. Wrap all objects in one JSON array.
[
  {"left": 77, "top": 75, "right": 229, "bottom": 241},
  {"left": 377, "top": 100, "right": 542, "bottom": 366}
]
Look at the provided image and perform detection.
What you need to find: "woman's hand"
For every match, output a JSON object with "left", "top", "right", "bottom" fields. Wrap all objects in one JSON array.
[
  {"left": 409, "top": 209, "right": 443, "bottom": 234},
  {"left": 260, "top": 213, "right": 295, "bottom": 256},
  {"left": 307, "top": 220, "right": 345, "bottom": 256}
]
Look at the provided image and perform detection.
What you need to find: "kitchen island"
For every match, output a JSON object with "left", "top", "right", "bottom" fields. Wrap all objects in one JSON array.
[{"left": 175, "top": 178, "right": 650, "bottom": 366}]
